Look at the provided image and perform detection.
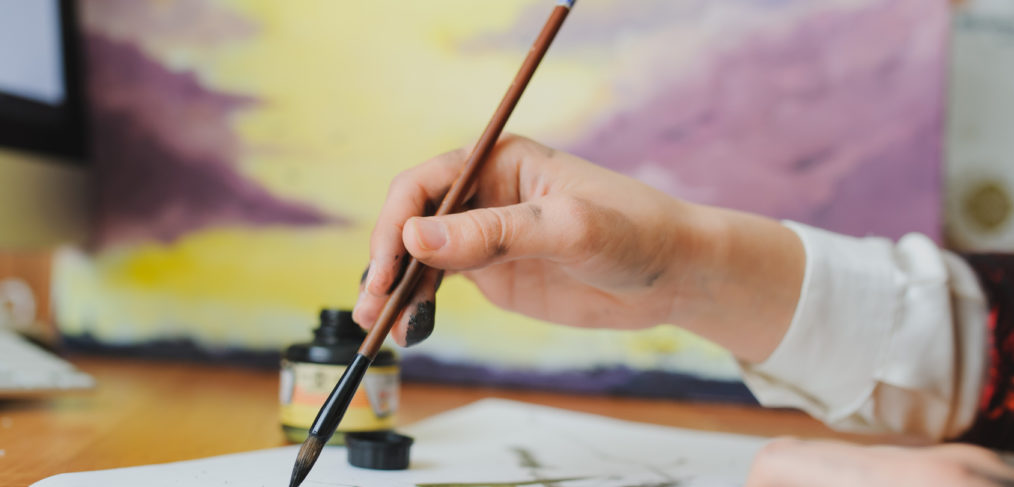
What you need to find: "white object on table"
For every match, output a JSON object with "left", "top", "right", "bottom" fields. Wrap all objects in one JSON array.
[{"left": 33, "top": 398, "right": 766, "bottom": 487}]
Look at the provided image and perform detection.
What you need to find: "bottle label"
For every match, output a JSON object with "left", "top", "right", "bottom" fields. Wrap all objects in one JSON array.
[{"left": 280, "top": 360, "right": 399, "bottom": 431}]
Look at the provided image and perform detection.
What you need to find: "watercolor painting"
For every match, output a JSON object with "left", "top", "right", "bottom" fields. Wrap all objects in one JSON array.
[{"left": 55, "top": 0, "right": 947, "bottom": 401}]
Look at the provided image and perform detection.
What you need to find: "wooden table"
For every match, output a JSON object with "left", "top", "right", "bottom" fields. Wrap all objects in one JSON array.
[{"left": 1, "top": 356, "right": 908, "bottom": 486}]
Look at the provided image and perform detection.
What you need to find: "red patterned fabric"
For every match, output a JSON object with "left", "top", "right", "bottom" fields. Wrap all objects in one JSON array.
[{"left": 956, "top": 254, "right": 1014, "bottom": 449}]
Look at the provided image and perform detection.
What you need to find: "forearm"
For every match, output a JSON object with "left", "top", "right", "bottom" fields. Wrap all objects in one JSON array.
[{"left": 668, "top": 204, "right": 805, "bottom": 364}]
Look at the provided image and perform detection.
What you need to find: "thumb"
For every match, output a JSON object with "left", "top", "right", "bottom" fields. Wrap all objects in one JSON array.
[{"left": 402, "top": 200, "right": 570, "bottom": 270}]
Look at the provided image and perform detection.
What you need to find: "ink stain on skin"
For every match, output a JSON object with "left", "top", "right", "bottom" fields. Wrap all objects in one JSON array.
[
  {"left": 492, "top": 242, "right": 510, "bottom": 257},
  {"left": 528, "top": 204, "right": 542, "bottom": 220},
  {"left": 644, "top": 269, "right": 663, "bottom": 287},
  {"left": 386, "top": 254, "right": 410, "bottom": 294},
  {"left": 360, "top": 264, "right": 370, "bottom": 285},
  {"left": 405, "top": 300, "right": 435, "bottom": 347}
]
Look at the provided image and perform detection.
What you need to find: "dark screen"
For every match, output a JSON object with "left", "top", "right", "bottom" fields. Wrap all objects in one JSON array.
[{"left": 0, "top": 0, "right": 86, "bottom": 161}]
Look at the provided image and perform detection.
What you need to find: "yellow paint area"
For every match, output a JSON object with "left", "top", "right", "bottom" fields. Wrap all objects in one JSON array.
[{"left": 55, "top": 0, "right": 738, "bottom": 379}]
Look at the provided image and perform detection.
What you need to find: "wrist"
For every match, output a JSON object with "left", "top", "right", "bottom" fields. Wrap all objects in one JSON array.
[
  {"left": 664, "top": 204, "right": 804, "bottom": 363},
  {"left": 657, "top": 201, "right": 732, "bottom": 327}
]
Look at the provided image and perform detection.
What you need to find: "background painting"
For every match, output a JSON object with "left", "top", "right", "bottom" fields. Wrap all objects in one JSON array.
[{"left": 54, "top": 0, "right": 947, "bottom": 401}]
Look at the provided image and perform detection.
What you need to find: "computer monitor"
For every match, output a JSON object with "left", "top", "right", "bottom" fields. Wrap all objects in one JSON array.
[{"left": 0, "top": 0, "right": 90, "bottom": 249}]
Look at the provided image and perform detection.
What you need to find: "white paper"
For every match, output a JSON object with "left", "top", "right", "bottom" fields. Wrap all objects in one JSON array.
[{"left": 33, "top": 399, "right": 767, "bottom": 487}]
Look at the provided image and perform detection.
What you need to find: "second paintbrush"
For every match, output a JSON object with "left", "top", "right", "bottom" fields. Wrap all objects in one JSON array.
[{"left": 286, "top": 2, "right": 576, "bottom": 487}]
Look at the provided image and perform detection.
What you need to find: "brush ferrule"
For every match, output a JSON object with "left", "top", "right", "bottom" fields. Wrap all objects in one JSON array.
[{"left": 307, "top": 353, "right": 373, "bottom": 437}]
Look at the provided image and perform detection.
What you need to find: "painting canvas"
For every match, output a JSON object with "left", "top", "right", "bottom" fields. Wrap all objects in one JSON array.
[{"left": 55, "top": 0, "right": 947, "bottom": 401}]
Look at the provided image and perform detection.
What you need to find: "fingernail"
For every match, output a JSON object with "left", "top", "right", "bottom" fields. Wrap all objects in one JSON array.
[
  {"left": 413, "top": 219, "right": 447, "bottom": 251},
  {"left": 353, "top": 292, "right": 365, "bottom": 317},
  {"left": 386, "top": 254, "right": 410, "bottom": 295},
  {"left": 360, "top": 263, "right": 371, "bottom": 286},
  {"left": 405, "top": 300, "right": 436, "bottom": 347},
  {"left": 363, "top": 260, "right": 375, "bottom": 290}
]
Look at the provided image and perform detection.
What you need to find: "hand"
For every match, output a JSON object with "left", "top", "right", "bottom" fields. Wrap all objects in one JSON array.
[
  {"left": 747, "top": 438, "right": 1014, "bottom": 487},
  {"left": 354, "top": 134, "right": 804, "bottom": 362}
]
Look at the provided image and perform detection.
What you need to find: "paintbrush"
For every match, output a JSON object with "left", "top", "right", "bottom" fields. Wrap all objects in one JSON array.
[{"left": 287, "top": 2, "right": 576, "bottom": 486}]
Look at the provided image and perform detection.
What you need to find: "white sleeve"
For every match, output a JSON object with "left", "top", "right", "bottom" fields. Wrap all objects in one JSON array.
[{"left": 738, "top": 221, "right": 989, "bottom": 440}]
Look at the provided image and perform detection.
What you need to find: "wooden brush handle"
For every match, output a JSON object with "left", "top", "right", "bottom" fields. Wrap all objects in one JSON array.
[{"left": 357, "top": 4, "right": 573, "bottom": 359}]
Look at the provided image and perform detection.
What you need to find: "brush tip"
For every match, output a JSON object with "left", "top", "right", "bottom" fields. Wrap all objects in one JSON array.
[{"left": 289, "top": 435, "right": 326, "bottom": 487}]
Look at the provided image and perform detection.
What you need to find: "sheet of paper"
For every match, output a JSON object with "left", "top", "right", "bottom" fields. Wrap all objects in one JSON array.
[{"left": 33, "top": 398, "right": 768, "bottom": 487}]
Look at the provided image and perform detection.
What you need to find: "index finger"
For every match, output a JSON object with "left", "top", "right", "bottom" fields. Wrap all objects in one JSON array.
[{"left": 353, "top": 148, "right": 468, "bottom": 328}]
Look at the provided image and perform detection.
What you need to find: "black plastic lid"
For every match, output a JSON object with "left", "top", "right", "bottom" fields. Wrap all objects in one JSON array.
[
  {"left": 345, "top": 431, "right": 413, "bottom": 470},
  {"left": 315, "top": 309, "right": 367, "bottom": 343}
]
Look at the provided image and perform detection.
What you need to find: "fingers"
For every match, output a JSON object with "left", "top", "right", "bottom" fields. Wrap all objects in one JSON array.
[
  {"left": 746, "top": 438, "right": 873, "bottom": 487},
  {"left": 363, "top": 148, "right": 467, "bottom": 297},
  {"left": 353, "top": 259, "right": 445, "bottom": 348},
  {"left": 402, "top": 195, "right": 595, "bottom": 271},
  {"left": 353, "top": 134, "right": 557, "bottom": 335},
  {"left": 922, "top": 444, "right": 1014, "bottom": 484},
  {"left": 389, "top": 266, "right": 443, "bottom": 347},
  {"left": 747, "top": 438, "right": 1014, "bottom": 487},
  {"left": 353, "top": 148, "right": 466, "bottom": 329}
]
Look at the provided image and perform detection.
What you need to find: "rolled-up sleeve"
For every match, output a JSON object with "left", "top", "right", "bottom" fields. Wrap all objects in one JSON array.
[{"left": 738, "top": 221, "right": 989, "bottom": 440}]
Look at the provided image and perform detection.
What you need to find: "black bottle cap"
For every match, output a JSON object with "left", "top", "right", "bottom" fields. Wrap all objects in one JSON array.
[
  {"left": 345, "top": 431, "right": 413, "bottom": 470},
  {"left": 315, "top": 309, "right": 366, "bottom": 343}
]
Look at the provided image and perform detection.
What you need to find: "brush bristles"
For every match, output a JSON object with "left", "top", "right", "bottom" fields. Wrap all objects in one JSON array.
[{"left": 289, "top": 435, "right": 326, "bottom": 487}]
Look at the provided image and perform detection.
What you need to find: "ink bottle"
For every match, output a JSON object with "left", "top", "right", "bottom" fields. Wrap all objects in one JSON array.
[{"left": 280, "top": 309, "right": 399, "bottom": 445}]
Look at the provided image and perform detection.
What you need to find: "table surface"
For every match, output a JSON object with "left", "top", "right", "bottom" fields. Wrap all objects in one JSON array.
[{"left": 1, "top": 355, "right": 908, "bottom": 486}]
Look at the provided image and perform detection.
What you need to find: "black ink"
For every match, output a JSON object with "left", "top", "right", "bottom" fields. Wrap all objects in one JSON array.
[
  {"left": 511, "top": 446, "right": 544, "bottom": 469},
  {"left": 405, "top": 300, "right": 435, "bottom": 347},
  {"left": 360, "top": 264, "right": 370, "bottom": 285},
  {"left": 386, "top": 254, "right": 410, "bottom": 294},
  {"left": 511, "top": 445, "right": 560, "bottom": 487}
]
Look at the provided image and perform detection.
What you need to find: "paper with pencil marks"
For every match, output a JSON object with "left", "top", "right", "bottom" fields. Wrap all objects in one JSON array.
[{"left": 33, "top": 399, "right": 765, "bottom": 487}]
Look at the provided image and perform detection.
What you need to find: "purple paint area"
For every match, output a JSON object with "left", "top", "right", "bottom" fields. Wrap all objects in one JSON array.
[
  {"left": 82, "top": 0, "right": 257, "bottom": 48},
  {"left": 401, "top": 355, "right": 756, "bottom": 403},
  {"left": 64, "top": 333, "right": 283, "bottom": 370},
  {"left": 84, "top": 34, "right": 340, "bottom": 246},
  {"left": 465, "top": 0, "right": 807, "bottom": 54},
  {"left": 60, "top": 334, "right": 757, "bottom": 403},
  {"left": 563, "top": 0, "right": 944, "bottom": 240}
]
